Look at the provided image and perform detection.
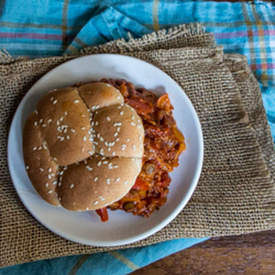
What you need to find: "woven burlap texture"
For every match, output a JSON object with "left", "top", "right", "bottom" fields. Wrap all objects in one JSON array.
[{"left": 0, "top": 24, "right": 274, "bottom": 267}]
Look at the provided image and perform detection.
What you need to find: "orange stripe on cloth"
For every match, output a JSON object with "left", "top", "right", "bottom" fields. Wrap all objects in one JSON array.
[
  {"left": 109, "top": 251, "right": 139, "bottom": 271},
  {"left": 251, "top": 4, "right": 269, "bottom": 86},
  {"left": 153, "top": 0, "right": 160, "bottom": 31}
]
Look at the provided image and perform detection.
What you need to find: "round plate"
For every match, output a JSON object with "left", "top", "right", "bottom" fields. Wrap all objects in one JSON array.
[{"left": 8, "top": 54, "right": 203, "bottom": 246}]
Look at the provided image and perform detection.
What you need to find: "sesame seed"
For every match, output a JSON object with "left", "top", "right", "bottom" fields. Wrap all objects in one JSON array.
[
  {"left": 108, "top": 148, "right": 111, "bottom": 152},
  {"left": 117, "top": 105, "right": 121, "bottom": 109},
  {"left": 131, "top": 115, "right": 135, "bottom": 120},
  {"left": 94, "top": 201, "right": 99, "bottom": 205},
  {"left": 53, "top": 157, "right": 57, "bottom": 162},
  {"left": 48, "top": 190, "right": 53, "bottom": 194},
  {"left": 86, "top": 207, "right": 89, "bottom": 211},
  {"left": 114, "top": 132, "right": 118, "bottom": 137},
  {"left": 99, "top": 196, "right": 105, "bottom": 201},
  {"left": 45, "top": 183, "right": 49, "bottom": 188},
  {"left": 88, "top": 151, "right": 94, "bottom": 155},
  {"left": 106, "top": 178, "right": 111, "bottom": 184},
  {"left": 53, "top": 99, "right": 58, "bottom": 104},
  {"left": 116, "top": 96, "right": 121, "bottom": 100},
  {"left": 83, "top": 136, "right": 87, "bottom": 141},
  {"left": 121, "top": 144, "right": 127, "bottom": 151},
  {"left": 103, "top": 160, "right": 108, "bottom": 164},
  {"left": 42, "top": 142, "right": 47, "bottom": 149},
  {"left": 94, "top": 177, "right": 98, "bottom": 182},
  {"left": 53, "top": 181, "right": 57, "bottom": 185},
  {"left": 38, "top": 146, "right": 42, "bottom": 150},
  {"left": 40, "top": 168, "right": 44, "bottom": 172},
  {"left": 60, "top": 137, "right": 65, "bottom": 141},
  {"left": 117, "top": 127, "right": 121, "bottom": 132},
  {"left": 100, "top": 148, "right": 104, "bottom": 155},
  {"left": 124, "top": 181, "right": 129, "bottom": 185},
  {"left": 131, "top": 122, "right": 136, "bottom": 126},
  {"left": 39, "top": 119, "right": 43, "bottom": 123},
  {"left": 81, "top": 114, "right": 86, "bottom": 117},
  {"left": 34, "top": 121, "right": 38, "bottom": 127},
  {"left": 95, "top": 121, "right": 99, "bottom": 126},
  {"left": 70, "top": 184, "right": 74, "bottom": 189},
  {"left": 47, "top": 119, "right": 52, "bottom": 124},
  {"left": 138, "top": 124, "right": 142, "bottom": 129},
  {"left": 48, "top": 174, "right": 52, "bottom": 179},
  {"left": 86, "top": 166, "right": 93, "bottom": 171},
  {"left": 33, "top": 146, "right": 37, "bottom": 151},
  {"left": 100, "top": 137, "right": 104, "bottom": 142},
  {"left": 97, "top": 133, "right": 100, "bottom": 138},
  {"left": 115, "top": 138, "right": 120, "bottom": 142},
  {"left": 74, "top": 99, "right": 80, "bottom": 104},
  {"left": 106, "top": 116, "right": 111, "bottom": 121},
  {"left": 50, "top": 97, "right": 54, "bottom": 101},
  {"left": 48, "top": 168, "right": 52, "bottom": 172},
  {"left": 132, "top": 145, "right": 136, "bottom": 151},
  {"left": 71, "top": 128, "right": 75, "bottom": 133},
  {"left": 64, "top": 111, "right": 68, "bottom": 116},
  {"left": 26, "top": 165, "right": 29, "bottom": 170},
  {"left": 42, "top": 123, "right": 47, "bottom": 127},
  {"left": 108, "top": 163, "right": 113, "bottom": 169},
  {"left": 58, "top": 182, "right": 62, "bottom": 187},
  {"left": 84, "top": 160, "right": 87, "bottom": 164},
  {"left": 66, "top": 135, "right": 70, "bottom": 140},
  {"left": 116, "top": 177, "right": 120, "bottom": 182},
  {"left": 120, "top": 111, "right": 124, "bottom": 116},
  {"left": 97, "top": 161, "right": 102, "bottom": 167},
  {"left": 57, "top": 120, "right": 60, "bottom": 126},
  {"left": 81, "top": 127, "right": 86, "bottom": 130},
  {"left": 34, "top": 110, "right": 38, "bottom": 114},
  {"left": 113, "top": 165, "right": 118, "bottom": 169},
  {"left": 126, "top": 138, "right": 130, "bottom": 142}
]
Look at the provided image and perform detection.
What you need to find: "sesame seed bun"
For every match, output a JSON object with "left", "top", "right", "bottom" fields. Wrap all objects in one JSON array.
[
  {"left": 23, "top": 82, "right": 144, "bottom": 211},
  {"left": 58, "top": 155, "right": 142, "bottom": 211}
]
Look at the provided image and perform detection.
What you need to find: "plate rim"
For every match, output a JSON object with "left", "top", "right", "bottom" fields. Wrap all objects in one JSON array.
[{"left": 7, "top": 53, "right": 204, "bottom": 246}]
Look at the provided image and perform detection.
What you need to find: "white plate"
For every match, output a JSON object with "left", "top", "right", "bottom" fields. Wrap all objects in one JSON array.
[{"left": 8, "top": 54, "right": 203, "bottom": 246}]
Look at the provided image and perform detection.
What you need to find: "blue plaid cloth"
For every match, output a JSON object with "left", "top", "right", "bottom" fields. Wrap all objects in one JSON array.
[{"left": 0, "top": 1, "right": 274, "bottom": 274}]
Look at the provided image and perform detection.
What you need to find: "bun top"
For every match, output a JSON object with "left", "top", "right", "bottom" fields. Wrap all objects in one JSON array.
[{"left": 23, "top": 82, "right": 144, "bottom": 211}]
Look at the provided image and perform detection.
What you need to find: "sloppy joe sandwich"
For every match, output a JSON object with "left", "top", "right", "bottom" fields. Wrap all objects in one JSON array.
[{"left": 23, "top": 80, "right": 185, "bottom": 221}]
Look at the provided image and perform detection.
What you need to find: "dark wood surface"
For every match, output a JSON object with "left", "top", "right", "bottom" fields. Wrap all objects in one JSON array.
[{"left": 131, "top": 230, "right": 275, "bottom": 275}]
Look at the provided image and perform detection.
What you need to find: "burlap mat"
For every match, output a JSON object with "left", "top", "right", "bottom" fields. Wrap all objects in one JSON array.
[{"left": 0, "top": 24, "right": 274, "bottom": 267}]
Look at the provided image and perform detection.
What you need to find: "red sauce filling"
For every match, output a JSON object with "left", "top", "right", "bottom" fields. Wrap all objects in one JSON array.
[{"left": 96, "top": 79, "right": 185, "bottom": 221}]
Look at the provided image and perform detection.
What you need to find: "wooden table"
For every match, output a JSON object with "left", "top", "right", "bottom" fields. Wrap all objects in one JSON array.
[{"left": 131, "top": 230, "right": 275, "bottom": 274}]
